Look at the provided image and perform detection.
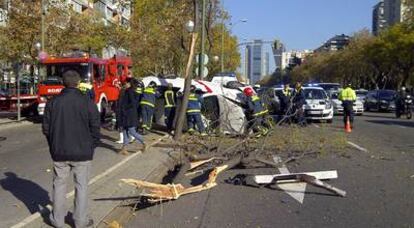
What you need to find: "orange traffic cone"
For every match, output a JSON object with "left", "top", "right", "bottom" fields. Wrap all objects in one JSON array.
[{"left": 345, "top": 116, "right": 352, "bottom": 133}]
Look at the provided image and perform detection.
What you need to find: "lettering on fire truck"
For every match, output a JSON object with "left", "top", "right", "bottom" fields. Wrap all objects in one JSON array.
[{"left": 47, "top": 88, "right": 63, "bottom": 94}]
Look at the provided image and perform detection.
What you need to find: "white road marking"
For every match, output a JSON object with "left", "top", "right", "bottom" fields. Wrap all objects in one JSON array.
[
  {"left": 273, "top": 156, "right": 306, "bottom": 204},
  {"left": 347, "top": 141, "right": 368, "bottom": 152},
  {"left": 11, "top": 135, "right": 170, "bottom": 228},
  {"left": 312, "top": 123, "right": 320, "bottom": 128}
]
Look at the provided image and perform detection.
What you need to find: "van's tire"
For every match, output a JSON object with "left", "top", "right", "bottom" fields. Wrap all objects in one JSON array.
[{"left": 327, "top": 119, "right": 333, "bottom": 124}]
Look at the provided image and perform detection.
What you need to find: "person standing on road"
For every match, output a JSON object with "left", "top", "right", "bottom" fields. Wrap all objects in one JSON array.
[
  {"left": 281, "top": 83, "right": 292, "bottom": 115},
  {"left": 164, "top": 83, "right": 176, "bottom": 132},
  {"left": 396, "top": 86, "right": 408, "bottom": 118},
  {"left": 292, "top": 82, "right": 306, "bottom": 126},
  {"left": 244, "top": 87, "right": 269, "bottom": 137},
  {"left": 140, "top": 81, "right": 159, "bottom": 134},
  {"left": 339, "top": 83, "right": 357, "bottom": 128},
  {"left": 42, "top": 70, "right": 100, "bottom": 228},
  {"left": 187, "top": 85, "right": 207, "bottom": 136},
  {"left": 119, "top": 79, "right": 146, "bottom": 155}
]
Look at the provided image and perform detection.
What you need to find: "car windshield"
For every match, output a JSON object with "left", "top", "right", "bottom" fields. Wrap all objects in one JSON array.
[
  {"left": 379, "top": 90, "right": 396, "bottom": 100},
  {"left": 318, "top": 84, "right": 340, "bottom": 91},
  {"left": 304, "top": 89, "right": 328, "bottom": 100},
  {"left": 40, "top": 63, "right": 90, "bottom": 85},
  {"left": 330, "top": 92, "right": 339, "bottom": 99}
]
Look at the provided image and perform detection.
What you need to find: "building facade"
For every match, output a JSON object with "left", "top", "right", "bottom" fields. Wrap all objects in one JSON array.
[
  {"left": 281, "top": 50, "right": 313, "bottom": 70},
  {"left": 272, "top": 39, "right": 286, "bottom": 71},
  {"left": 315, "top": 34, "right": 350, "bottom": 52},
  {"left": 373, "top": 1, "right": 386, "bottom": 35},
  {"left": 246, "top": 40, "right": 267, "bottom": 85},
  {"left": 383, "top": 0, "right": 407, "bottom": 26}
]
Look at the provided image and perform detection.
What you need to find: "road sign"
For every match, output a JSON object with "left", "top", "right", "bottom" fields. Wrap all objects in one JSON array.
[
  {"left": 196, "top": 54, "right": 209, "bottom": 65},
  {"left": 195, "top": 66, "right": 209, "bottom": 78}
]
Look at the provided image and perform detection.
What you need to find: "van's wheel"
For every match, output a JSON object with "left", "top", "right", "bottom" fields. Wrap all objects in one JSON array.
[
  {"left": 327, "top": 119, "right": 333, "bottom": 124},
  {"left": 100, "top": 100, "right": 108, "bottom": 123}
]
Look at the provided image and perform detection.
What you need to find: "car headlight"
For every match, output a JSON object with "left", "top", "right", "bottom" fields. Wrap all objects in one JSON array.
[{"left": 326, "top": 101, "right": 332, "bottom": 109}]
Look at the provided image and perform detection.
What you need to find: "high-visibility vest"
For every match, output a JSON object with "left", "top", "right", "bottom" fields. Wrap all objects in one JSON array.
[
  {"left": 79, "top": 82, "right": 92, "bottom": 94},
  {"left": 339, "top": 87, "right": 356, "bottom": 101},
  {"left": 135, "top": 87, "right": 142, "bottom": 95},
  {"left": 187, "top": 93, "right": 201, "bottom": 113},
  {"left": 140, "top": 87, "right": 156, "bottom": 107},
  {"left": 283, "top": 88, "right": 291, "bottom": 97},
  {"left": 164, "top": 90, "right": 176, "bottom": 108},
  {"left": 249, "top": 95, "right": 268, "bottom": 117}
]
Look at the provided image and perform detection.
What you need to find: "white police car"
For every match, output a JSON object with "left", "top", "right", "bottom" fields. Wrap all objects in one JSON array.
[{"left": 303, "top": 87, "right": 334, "bottom": 123}]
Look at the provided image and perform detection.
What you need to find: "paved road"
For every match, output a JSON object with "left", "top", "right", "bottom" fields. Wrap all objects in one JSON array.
[
  {"left": 127, "top": 112, "right": 414, "bottom": 228},
  {"left": 0, "top": 122, "right": 143, "bottom": 227}
]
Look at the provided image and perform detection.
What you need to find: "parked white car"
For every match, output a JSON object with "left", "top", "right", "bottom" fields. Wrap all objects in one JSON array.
[
  {"left": 303, "top": 87, "right": 334, "bottom": 123},
  {"left": 330, "top": 91, "right": 364, "bottom": 115}
]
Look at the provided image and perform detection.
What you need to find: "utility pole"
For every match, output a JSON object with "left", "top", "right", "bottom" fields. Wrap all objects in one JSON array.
[
  {"left": 198, "top": 0, "right": 206, "bottom": 79},
  {"left": 41, "top": 0, "right": 45, "bottom": 51}
]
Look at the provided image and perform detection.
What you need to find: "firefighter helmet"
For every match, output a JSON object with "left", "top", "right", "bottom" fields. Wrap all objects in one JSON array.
[{"left": 243, "top": 87, "right": 254, "bottom": 97}]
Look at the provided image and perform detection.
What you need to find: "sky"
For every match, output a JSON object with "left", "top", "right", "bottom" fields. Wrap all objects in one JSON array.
[{"left": 225, "top": 0, "right": 378, "bottom": 51}]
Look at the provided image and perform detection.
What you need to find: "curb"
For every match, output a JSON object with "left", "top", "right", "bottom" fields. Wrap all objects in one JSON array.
[{"left": 97, "top": 148, "right": 180, "bottom": 227}]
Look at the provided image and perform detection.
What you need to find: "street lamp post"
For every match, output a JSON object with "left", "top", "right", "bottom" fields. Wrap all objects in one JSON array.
[
  {"left": 198, "top": 0, "right": 206, "bottom": 80},
  {"left": 41, "top": 0, "right": 45, "bottom": 51},
  {"left": 220, "top": 19, "right": 247, "bottom": 72}
]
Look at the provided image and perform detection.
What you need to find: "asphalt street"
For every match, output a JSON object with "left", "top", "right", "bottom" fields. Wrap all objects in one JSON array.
[
  {"left": 127, "top": 112, "right": 414, "bottom": 228},
  {"left": 0, "top": 121, "right": 145, "bottom": 227}
]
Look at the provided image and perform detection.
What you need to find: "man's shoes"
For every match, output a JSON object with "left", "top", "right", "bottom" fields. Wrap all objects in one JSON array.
[
  {"left": 200, "top": 132, "right": 208, "bottom": 137},
  {"left": 115, "top": 140, "right": 123, "bottom": 144}
]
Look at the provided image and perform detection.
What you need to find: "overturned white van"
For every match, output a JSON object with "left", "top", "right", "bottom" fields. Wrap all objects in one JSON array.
[{"left": 141, "top": 76, "right": 251, "bottom": 135}]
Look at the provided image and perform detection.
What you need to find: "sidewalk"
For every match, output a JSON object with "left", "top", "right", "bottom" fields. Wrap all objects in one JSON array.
[{"left": 8, "top": 130, "right": 179, "bottom": 228}]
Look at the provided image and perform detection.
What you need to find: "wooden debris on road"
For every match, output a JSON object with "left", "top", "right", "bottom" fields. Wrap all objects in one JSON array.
[{"left": 121, "top": 155, "right": 242, "bottom": 201}]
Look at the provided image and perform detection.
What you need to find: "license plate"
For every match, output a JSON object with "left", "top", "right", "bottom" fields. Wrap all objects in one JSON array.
[{"left": 309, "top": 110, "right": 322, "bottom": 115}]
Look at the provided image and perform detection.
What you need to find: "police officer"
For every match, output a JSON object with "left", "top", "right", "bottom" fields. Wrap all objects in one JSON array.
[
  {"left": 281, "top": 83, "right": 292, "bottom": 115},
  {"left": 339, "top": 83, "right": 357, "bottom": 128},
  {"left": 292, "top": 82, "right": 306, "bottom": 126},
  {"left": 244, "top": 87, "right": 269, "bottom": 136},
  {"left": 140, "top": 81, "right": 159, "bottom": 134},
  {"left": 164, "top": 83, "right": 176, "bottom": 132},
  {"left": 187, "top": 85, "right": 207, "bottom": 136}
]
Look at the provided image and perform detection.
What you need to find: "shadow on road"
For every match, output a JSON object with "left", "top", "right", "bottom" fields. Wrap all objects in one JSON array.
[
  {"left": 362, "top": 113, "right": 396, "bottom": 119},
  {"left": 0, "top": 172, "right": 51, "bottom": 214},
  {"left": 365, "top": 119, "right": 414, "bottom": 128}
]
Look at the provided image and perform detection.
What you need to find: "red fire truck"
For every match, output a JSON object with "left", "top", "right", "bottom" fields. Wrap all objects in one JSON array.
[{"left": 37, "top": 51, "right": 132, "bottom": 119}]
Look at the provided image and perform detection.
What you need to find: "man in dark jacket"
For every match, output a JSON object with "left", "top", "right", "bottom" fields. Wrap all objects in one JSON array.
[
  {"left": 118, "top": 78, "right": 146, "bottom": 155},
  {"left": 42, "top": 70, "right": 100, "bottom": 228}
]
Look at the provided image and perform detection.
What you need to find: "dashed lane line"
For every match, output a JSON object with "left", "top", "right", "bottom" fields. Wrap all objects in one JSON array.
[
  {"left": 312, "top": 123, "right": 320, "bottom": 128},
  {"left": 11, "top": 134, "right": 170, "bottom": 228},
  {"left": 347, "top": 141, "right": 368, "bottom": 153}
]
